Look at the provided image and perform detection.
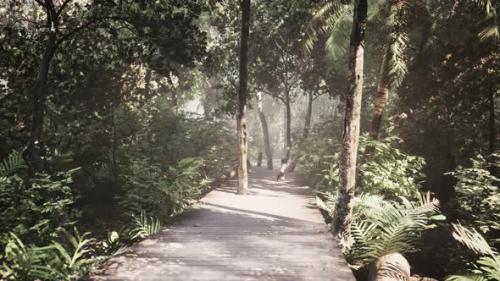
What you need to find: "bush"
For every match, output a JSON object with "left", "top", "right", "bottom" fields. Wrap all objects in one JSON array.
[
  {"left": 448, "top": 154, "right": 500, "bottom": 242},
  {"left": 298, "top": 135, "right": 425, "bottom": 199},
  {"left": 121, "top": 157, "right": 208, "bottom": 220},
  {"left": 0, "top": 151, "right": 79, "bottom": 246}
]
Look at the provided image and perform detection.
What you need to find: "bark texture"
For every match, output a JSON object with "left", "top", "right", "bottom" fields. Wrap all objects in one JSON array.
[
  {"left": 303, "top": 91, "right": 313, "bottom": 139},
  {"left": 257, "top": 92, "right": 273, "bottom": 169},
  {"left": 237, "top": 0, "right": 251, "bottom": 195},
  {"left": 333, "top": 0, "right": 368, "bottom": 241},
  {"left": 277, "top": 91, "right": 292, "bottom": 180},
  {"left": 489, "top": 90, "right": 496, "bottom": 154},
  {"left": 27, "top": 1, "right": 58, "bottom": 172}
]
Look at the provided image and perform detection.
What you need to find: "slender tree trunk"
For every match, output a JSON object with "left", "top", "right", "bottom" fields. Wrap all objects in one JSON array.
[
  {"left": 369, "top": 46, "right": 391, "bottom": 140},
  {"left": 28, "top": 24, "right": 57, "bottom": 172},
  {"left": 284, "top": 93, "right": 292, "bottom": 160},
  {"left": 277, "top": 91, "right": 292, "bottom": 180},
  {"left": 237, "top": 0, "right": 250, "bottom": 195},
  {"left": 257, "top": 92, "right": 273, "bottom": 169},
  {"left": 333, "top": 0, "right": 368, "bottom": 242},
  {"left": 489, "top": 90, "right": 496, "bottom": 154},
  {"left": 286, "top": 91, "right": 314, "bottom": 173},
  {"left": 303, "top": 91, "right": 313, "bottom": 139}
]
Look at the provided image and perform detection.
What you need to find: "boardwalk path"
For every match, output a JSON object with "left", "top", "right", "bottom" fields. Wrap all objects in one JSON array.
[{"left": 90, "top": 167, "right": 355, "bottom": 281}]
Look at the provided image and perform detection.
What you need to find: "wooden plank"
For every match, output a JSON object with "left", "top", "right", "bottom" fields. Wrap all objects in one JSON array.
[{"left": 88, "top": 167, "right": 355, "bottom": 281}]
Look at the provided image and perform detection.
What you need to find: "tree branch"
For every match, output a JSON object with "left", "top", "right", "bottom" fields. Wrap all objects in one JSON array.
[
  {"left": 55, "top": 16, "right": 132, "bottom": 48},
  {"left": 34, "top": 0, "right": 46, "bottom": 7},
  {"left": 259, "top": 88, "right": 285, "bottom": 103},
  {"left": 56, "top": 0, "right": 72, "bottom": 17}
]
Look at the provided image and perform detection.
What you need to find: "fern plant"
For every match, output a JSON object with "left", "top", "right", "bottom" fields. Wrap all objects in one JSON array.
[
  {"left": 48, "top": 228, "right": 95, "bottom": 280},
  {"left": 446, "top": 224, "right": 500, "bottom": 281},
  {"left": 0, "top": 233, "right": 52, "bottom": 280},
  {"left": 0, "top": 150, "right": 25, "bottom": 178},
  {"left": 316, "top": 192, "right": 442, "bottom": 270},
  {"left": 128, "top": 210, "right": 161, "bottom": 240},
  {"left": 1, "top": 228, "right": 95, "bottom": 281}
]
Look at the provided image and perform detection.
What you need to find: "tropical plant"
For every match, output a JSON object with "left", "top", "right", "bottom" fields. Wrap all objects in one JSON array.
[
  {"left": 1, "top": 228, "right": 95, "bottom": 281},
  {"left": 301, "top": 135, "right": 425, "bottom": 199},
  {"left": 0, "top": 152, "right": 78, "bottom": 246},
  {"left": 446, "top": 224, "right": 500, "bottom": 281},
  {"left": 45, "top": 228, "right": 95, "bottom": 280},
  {"left": 358, "top": 136, "right": 425, "bottom": 199},
  {"left": 121, "top": 157, "right": 207, "bottom": 219},
  {"left": 475, "top": 0, "right": 499, "bottom": 41},
  {"left": 0, "top": 233, "right": 52, "bottom": 280},
  {"left": 101, "top": 231, "right": 126, "bottom": 257},
  {"left": 317, "top": 192, "right": 443, "bottom": 271},
  {"left": 128, "top": 211, "right": 162, "bottom": 240},
  {"left": 0, "top": 150, "right": 25, "bottom": 177},
  {"left": 449, "top": 154, "right": 500, "bottom": 241}
]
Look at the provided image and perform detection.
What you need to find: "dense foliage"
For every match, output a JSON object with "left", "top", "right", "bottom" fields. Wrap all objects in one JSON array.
[{"left": 0, "top": 0, "right": 498, "bottom": 280}]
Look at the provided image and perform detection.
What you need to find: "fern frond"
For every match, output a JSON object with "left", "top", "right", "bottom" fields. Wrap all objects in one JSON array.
[
  {"left": 479, "top": 22, "right": 499, "bottom": 41},
  {"left": 129, "top": 210, "right": 162, "bottom": 240},
  {"left": 445, "top": 274, "right": 488, "bottom": 281},
  {"left": 477, "top": 256, "right": 500, "bottom": 280},
  {"left": 0, "top": 151, "right": 25, "bottom": 177},
  {"left": 451, "top": 224, "right": 496, "bottom": 256},
  {"left": 347, "top": 193, "right": 440, "bottom": 266}
]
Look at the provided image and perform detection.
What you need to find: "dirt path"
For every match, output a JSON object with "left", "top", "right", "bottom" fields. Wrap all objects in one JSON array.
[{"left": 89, "top": 167, "right": 354, "bottom": 281}]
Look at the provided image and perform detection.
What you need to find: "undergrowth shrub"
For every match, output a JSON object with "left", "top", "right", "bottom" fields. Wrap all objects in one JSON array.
[
  {"left": 0, "top": 151, "right": 79, "bottom": 247},
  {"left": 446, "top": 224, "right": 500, "bottom": 281},
  {"left": 0, "top": 228, "right": 95, "bottom": 281},
  {"left": 121, "top": 157, "right": 208, "bottom": 220},
  {"left": 317, "top": 192, "right": 444, "bottom": 276},
  {"left": 448, "top": 153, "right": 500, "bottom": 244},
  {"left": 298, "top": 135, "right": 425, "bottom": 199}
]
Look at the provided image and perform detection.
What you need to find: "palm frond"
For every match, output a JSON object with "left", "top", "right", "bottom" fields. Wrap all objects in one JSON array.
[
  {"left": 474, "top": 0, "right": 499, "bottom": 40},
  {"left": 303, "top": 2, "right": 351, "bottom": 54},
  {"left": 478, "top": 21, "right": 499, "bottom": 41},
  {"left": 387, "top": 30, "right": 409, "bottom": 88},
  {"left": 451, "top": 224, "right": 496, "bottom": 256},
  {"left": 382, "top": 0, "right": 412, "bottom": 90}
]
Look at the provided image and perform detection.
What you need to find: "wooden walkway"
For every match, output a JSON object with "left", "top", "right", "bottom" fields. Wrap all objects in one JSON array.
[{"left": 90, "top": 167, "right": 355, "bottom": 281}]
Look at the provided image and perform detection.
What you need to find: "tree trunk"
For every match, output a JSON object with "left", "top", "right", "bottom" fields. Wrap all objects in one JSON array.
[
  {"left": 277, "top": 91, "right": 292, "bottom": 180},
  {"left": 237, "top": 0, "right": 250, "bottom": 195},
  {"left": 489, "top": 89, "right": 496, "bottom": 154},
  {"left": 27, "top": 25, "right": 57, "bottom": 172},
  {"left": 333, "top": 0, "right": 368, "bottom": 242},
  {"left": 257, "top": 92, "right": 273, "bottom": 169},
  {"left": 286, "top": 90, "right": 315, "bottom": 173},
  {"left": 369, "top": 46, "right": 391, "bottom": 140},
  {"left": 303, "top": 90, "right": 313, "bottom": 139}
]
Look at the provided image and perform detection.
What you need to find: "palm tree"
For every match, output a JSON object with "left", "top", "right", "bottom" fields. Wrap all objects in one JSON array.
[
  {"left": 304, "top": 1, "right": 419, "bottom": 142},
  {"left": 335, "top": 0, "right": 368, "bottom": 242}
]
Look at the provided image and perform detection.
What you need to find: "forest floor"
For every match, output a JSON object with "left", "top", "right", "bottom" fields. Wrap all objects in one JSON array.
[{"left": 88, "top": 167, "right": 354, "bottom": 281}]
